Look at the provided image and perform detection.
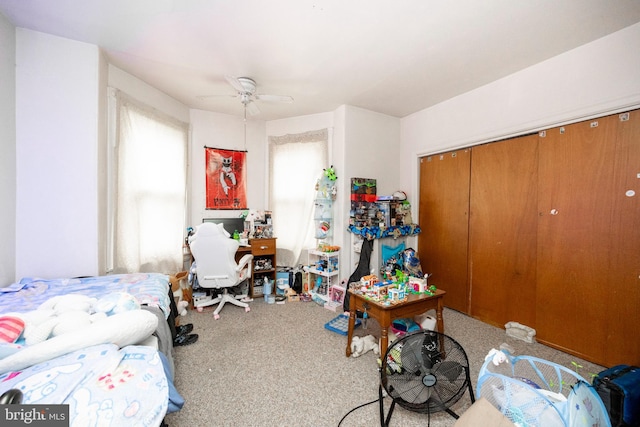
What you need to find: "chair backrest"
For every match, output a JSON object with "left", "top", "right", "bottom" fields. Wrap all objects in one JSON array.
[{"left": 189, "top": 222, "right": 242, "bottom": 289}]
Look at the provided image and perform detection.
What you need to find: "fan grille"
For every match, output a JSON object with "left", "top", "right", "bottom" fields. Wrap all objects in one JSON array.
[{"left": 381, "top": 330, "right": 471, "bottom": 414}]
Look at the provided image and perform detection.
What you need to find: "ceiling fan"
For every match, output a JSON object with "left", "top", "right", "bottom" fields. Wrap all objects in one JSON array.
[{"left": 198, "top": 75, "right": 294, "bottom": 116}]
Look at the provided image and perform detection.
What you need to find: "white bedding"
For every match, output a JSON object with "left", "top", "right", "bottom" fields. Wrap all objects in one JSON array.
[
  {"left": 0, "top": 274, "right": 181, "bottom": 425},
  {"left": 0, "top": 309, "right": 158, "bottom": 374}
]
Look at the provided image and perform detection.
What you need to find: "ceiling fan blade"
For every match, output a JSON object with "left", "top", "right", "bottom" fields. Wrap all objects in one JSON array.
[
  {"left": 225, "top": 75, "right": 246, "bottom": 93},
  {"left": 246, "top": 101, "right": 261, "bottom": 116},
  {"left": 256, "top": 94, "right": 294, "bottom": 103},
  {"left": 196, "top": 94, "right": 237, "bottom": 100}
]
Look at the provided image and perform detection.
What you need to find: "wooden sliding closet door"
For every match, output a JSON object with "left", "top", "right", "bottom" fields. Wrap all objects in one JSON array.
[
  {"left": 468, "top": 135, "right": 538, "bottom": 329},
  {"left": 605, "top": 111, "right": 640, "bottom": 366},
  {"left": 418, "top": 150, "right": 471, "bottom": 313},
  {"left": 536, "top": 112, "right": 640, "bottom": 366}
]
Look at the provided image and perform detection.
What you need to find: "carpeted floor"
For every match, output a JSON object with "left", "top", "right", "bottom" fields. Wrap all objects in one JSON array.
[{"left": 164, "top": 298, "right": 603, "bottom": 427}]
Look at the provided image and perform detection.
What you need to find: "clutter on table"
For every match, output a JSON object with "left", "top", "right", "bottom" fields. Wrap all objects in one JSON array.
[{"left": 348, "top": 271, "right": 437, "bottom": 306}]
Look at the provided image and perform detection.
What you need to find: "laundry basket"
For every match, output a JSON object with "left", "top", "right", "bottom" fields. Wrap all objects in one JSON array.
[{"left": 476, "top": 354, "right": 611, "bottom": 427}]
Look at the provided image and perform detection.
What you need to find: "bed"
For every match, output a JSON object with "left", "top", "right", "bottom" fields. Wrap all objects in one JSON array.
[{"left": 0, "top": 273, "right": 182, "bottom": 427}]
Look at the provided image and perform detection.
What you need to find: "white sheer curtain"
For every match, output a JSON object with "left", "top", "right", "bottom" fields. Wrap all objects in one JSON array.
[
  {"left": 112, "top": 93, "right": 188, "bottom": 274},
  {"left": 269, "top": 129, "right": 328, "bottom": 267}
]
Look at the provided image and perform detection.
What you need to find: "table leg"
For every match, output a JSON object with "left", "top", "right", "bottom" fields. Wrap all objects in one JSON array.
[
  {"left": 435, "top": 298, "right": 444, "bottom": 334},
  {"left": 346, "top": 310, "right": 356, "bottom": 357},
  {"left": 380, "top": 326, "right": 389, "bottom": 358},
  {"left": 435, "top": 297, "right": 446, "bottom": 353}
]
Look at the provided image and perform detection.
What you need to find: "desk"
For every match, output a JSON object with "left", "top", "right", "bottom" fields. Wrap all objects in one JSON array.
[
  {"left": 235, "top": 245, "right": 252, "bottom": 261},
  {"left": 345, "top": 289, "right": 446, "bottom": 358},
  {"left": 187, "top": 239, "right": 276, "bottom": 299},
  {"left": 245, "top": 238, "right": 277, "bottom": 298}
]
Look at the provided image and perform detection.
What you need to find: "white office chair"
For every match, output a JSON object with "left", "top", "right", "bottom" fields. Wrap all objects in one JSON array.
[{"left": 189, "top": 222, "right": 253, "bottom": 320}]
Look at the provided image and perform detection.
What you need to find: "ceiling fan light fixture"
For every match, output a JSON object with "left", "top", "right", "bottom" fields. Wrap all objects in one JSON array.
[
  {"left": 198, "top": 75, "right": 293, "bottom": 117},
  {"left": 236, "top": 77, "right": 256, "bottom": 94}
]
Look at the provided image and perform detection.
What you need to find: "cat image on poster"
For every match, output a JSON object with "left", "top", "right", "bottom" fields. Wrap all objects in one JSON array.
[
  {"left": 205, "top": 148, "right": 247, "bottom": 210},
  {"left": 220, "top": 156, "right": 237, "bottom": 195}
]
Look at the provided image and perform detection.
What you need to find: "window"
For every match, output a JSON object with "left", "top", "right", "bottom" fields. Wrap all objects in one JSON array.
[
  {"left": 108, "top": 90, "right": 188, "bottom": 274},
  {"left": 269, "top": 129, "right": 328, "bottom": 267}
]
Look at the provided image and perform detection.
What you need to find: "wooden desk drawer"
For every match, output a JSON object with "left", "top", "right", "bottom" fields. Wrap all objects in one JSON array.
[{"left": 250, "top": 238, "right": 276, "bottom": 256}]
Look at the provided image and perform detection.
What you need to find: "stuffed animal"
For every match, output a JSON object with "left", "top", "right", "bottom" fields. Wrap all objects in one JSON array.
[
  {"left": 177, "top": 300, "right": 188, "bottom": 316},
  {"left": 350, "top": 334, "right": 380, "bottom": 358},
  {"left": 16, "top": 294, "right": 99, "bottom": 346},
  {"left": 39, "top": 294, "right": 97, "bottom": 314},
  {"left": 398, "top": 202, "right": 413, "bottom": 225},
  {"left": 485, "top": 348, "right": 509, "bottom": 366},
  {"left": 12, "top": 292, "right": 140, "bottom": 347},
  {"left": 94, "top": 292, "right": 140, "bottom": 316}
]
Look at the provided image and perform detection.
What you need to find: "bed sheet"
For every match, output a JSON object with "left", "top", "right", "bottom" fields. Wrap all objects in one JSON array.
[
  {"left": 0, "top": 273, "right": 171, "bottom": 319},
  {"left": 0, "top": 343, "right": 169, "bottom": 427}
]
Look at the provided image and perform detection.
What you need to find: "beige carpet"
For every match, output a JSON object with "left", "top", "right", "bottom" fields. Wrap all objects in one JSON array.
[{"left": 164, "top": 298, "right": 603, "bottom": 427}]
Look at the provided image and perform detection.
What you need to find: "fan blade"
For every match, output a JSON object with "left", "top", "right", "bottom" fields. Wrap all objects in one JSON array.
[
  {"left": 225, "top": 75, "right": 246, "bottom": 93},
  {"left": 246, "top": 101, "right": 261, "bottom": 116},
  {"left": 255, "top": 94, "right": 294, "bottom": 103},
  {"left": 400, "top": 335, "right": 428, "bottom": 372},
  {"left": 435, "top": 360, "right": 464, "bottom": 382},
  {"left": 387, "top": 376, "right": 431, "bottom": 404},
  {"left": 196, "top": 94, "right": 237, "bottom": 100}
]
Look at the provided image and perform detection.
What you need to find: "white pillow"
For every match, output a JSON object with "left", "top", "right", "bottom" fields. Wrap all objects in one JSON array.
[{"left": 0, "top": 309, "right": 158, "bottom": 374}]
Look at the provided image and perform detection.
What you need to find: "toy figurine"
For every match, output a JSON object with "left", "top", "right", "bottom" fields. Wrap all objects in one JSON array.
[{"left": 324, "top": 165, "right": 338, "bottom": 181}]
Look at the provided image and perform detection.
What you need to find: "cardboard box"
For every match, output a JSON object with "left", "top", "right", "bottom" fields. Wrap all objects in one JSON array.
[{"left": 453, "top": 398, "right": 515, "bottom": 427}]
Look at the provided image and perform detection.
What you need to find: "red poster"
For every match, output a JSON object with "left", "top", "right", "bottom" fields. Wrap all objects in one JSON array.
[{"left": 205, "top": 148, "right": 247, "bottom": 209}]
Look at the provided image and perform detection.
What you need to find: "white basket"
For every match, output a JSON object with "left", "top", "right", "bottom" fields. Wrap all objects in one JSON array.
[{"left": 477, "top": 354, "right": 610, "bottom": 427}]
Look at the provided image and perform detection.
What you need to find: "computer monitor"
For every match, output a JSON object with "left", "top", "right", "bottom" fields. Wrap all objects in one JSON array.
[{"left": 202, "top": 217, "right": 247, "bottom": 237}]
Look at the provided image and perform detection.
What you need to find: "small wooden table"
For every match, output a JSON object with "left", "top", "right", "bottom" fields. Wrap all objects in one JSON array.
[{"left": 345, "top": 289, "right": 446, "bottom": 358}]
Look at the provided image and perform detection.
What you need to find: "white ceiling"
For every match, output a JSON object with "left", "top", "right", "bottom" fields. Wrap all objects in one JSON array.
[{"left": 2, "top": 0, "right": 640, "bottom": 121}]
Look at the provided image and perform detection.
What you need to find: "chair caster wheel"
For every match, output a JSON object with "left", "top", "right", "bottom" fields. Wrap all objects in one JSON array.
[
  {"left": 245, "top": 307, "right": 250, "bottom": 312},
  {"left": 213, "top": 313, "right": 220, "bottom": 320},
  {"left": 197, "top": 307, "right": 203, "bottom": 313}
]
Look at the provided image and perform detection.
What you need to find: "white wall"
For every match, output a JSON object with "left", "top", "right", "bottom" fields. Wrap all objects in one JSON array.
[
  {"left": 343, "top": 106, "right": 400, "bottom": 196},
  {"left": 342, "top": 106, "right": 402, "bottom": 275},
  {"left": 108, "top": 65, "right": 190, "bottom": 124},
  {"left": 400, "top": 22, "right": 640, "bottom": 201},
  {"left": 96, "top": 53, "right": 108, "bottom": 274},
  {"left": 15, "top": 30, "right": 103, "bottom": 279},
  {"left": 266, "top": 112, "right": 334, "bottom": 136},
  {"left": 189, "top": 109, "right": 266, "bottom": 226},
  {"left": 0, "top": 13, "right": 16, "bottom": 286}
]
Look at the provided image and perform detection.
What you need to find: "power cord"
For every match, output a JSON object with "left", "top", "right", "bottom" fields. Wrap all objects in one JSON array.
[{"left": 337, "top": 397, "right": 379, "bottom": 427}]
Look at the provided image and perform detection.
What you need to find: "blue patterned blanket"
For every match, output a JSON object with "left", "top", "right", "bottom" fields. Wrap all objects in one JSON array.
[
  {"left": 0, "top": 343, "right": 171, "bottom": 426},
  {"left": 0, "top": 273, "right": 171, "bottom": 319}
]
